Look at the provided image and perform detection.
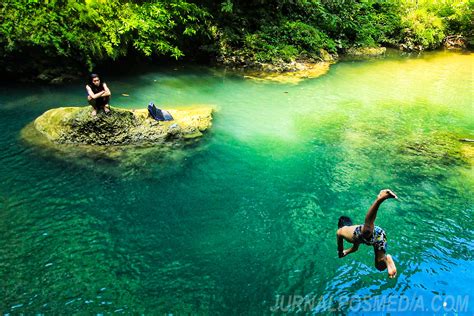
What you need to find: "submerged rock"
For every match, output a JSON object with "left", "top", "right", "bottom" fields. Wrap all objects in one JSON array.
[
  {"left": 32, "top": 106, "right": 213, "bottom": 146},
  {"left": 242, "top": 61, "right": 332, "bottom": 84},
  {"left": 345, "top": 46, "right": 387, "bottom": 57},
  {"left": 218, "top": 48, "right": 337, "bottom": 84}
]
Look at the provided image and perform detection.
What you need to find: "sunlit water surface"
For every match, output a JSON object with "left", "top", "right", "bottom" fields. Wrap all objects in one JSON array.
[{"left": 0, "top": 50, "right": 473, "bottom": 314}]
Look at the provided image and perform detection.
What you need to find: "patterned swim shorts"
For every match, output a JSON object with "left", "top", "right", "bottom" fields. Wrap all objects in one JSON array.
[{"left": 353, "top": 225, "right": 387, "bottom": 252}]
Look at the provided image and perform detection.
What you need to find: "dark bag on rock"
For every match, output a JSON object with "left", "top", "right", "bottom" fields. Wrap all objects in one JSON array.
[{"left": 148, "top": 102, "right": 173, "bottom": 121}]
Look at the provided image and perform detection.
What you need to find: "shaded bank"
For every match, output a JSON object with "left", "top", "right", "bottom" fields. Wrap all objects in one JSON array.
[{"left": 1, "top": 0, "right": 471, "bottom": 83}]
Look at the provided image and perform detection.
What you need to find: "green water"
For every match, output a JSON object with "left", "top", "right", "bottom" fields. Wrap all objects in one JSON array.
[{"left": 0, "top": 50, "right": 473, "bottom": 314}]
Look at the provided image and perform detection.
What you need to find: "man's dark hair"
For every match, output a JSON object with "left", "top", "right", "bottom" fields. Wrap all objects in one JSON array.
[
  {"left": 89, "top": 73, "right": 100, "bottom": 85},
  {"left": 338, "top": 216, "right": 353, "bottom": 228}
]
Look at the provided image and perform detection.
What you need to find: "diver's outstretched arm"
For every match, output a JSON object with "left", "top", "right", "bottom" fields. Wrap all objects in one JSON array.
[
  {"left": 337, "top": 233, "right": 344, "bottom": 258},
  {"left": 343, "top": 243, "right": 359, "bottom": 257}
]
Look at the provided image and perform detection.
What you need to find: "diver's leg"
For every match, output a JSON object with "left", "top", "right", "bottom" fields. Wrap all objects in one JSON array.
[
  {"left": 363, "top": 198, "right": 383, "bottom": 235},
  {"left": 363, "top": 189, "right": 397, "bottom": 235}
]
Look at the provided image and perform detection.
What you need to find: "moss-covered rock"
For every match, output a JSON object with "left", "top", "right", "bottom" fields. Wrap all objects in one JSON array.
[
  {"left": 32, "top": 106, "right": 213, "bottom": 146},
  {"left": 20, "top": 106, "right": 213, "bottom": 174},
  {"left": 242, "top": 61, "right": 332, "bottom": 84},
  {"left": 345, "top": 46, "right": 387, "bottom": 57}
]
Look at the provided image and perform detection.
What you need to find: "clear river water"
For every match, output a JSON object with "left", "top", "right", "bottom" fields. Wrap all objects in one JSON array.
[{"left": 0, "top": 50, "right": 473, "bottom": 314}]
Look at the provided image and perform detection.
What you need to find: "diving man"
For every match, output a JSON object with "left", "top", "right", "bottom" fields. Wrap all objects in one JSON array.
[{"left": 337, "top": 189, "right": 398, "bottom": 278}]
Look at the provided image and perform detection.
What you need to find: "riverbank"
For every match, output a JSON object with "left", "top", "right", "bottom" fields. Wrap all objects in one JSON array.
[
  {"left": 5, "top": 41, "right": 470, "bottom": 85},
  {"left": 20, "top": 46, "right": 387, "bottom": 85},
  {"left": 2, "top": 0, "right": 472, "bottom": 86}
]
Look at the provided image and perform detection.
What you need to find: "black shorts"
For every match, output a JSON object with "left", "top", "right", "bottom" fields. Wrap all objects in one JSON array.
[{"left": 88, "top": 96, "right": 110, "bottom": 110}]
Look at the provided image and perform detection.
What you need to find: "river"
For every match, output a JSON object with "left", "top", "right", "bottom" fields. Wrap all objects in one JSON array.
[{"left": 0, "top": 50, "right": 472, "bottom": 314}]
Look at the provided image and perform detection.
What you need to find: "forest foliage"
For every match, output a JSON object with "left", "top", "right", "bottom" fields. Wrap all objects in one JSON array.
[{"left": 0, "top": 0, "right": 472, "bottom": 78}]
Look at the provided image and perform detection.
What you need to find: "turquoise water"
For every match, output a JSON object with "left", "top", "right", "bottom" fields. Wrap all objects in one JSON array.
[{"left": 0, "top": 50, "right": 473, "bottom": 314}]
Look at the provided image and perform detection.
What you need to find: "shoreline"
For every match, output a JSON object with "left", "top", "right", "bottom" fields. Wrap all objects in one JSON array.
[{"left": 5, "top": 46, "right": 471, "bottom": 85}]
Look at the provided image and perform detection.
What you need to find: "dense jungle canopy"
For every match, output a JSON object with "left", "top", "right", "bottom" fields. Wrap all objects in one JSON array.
[{"left": 0, "top": 0, "right": 472, "bottom": 80}]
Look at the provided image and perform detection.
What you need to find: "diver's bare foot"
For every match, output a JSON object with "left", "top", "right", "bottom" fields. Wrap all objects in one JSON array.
[
  {"left": 104, "top": 105, "right": 111, "bottom": 114},
  {"left": 91, "top": 109, "right": 97, "bottom": 117},
  {"left": 378, "top": 189, "right": 398, "bottom": 200},
  {"left": 386, "top": 254, "right": 397, "bottom": 278}
]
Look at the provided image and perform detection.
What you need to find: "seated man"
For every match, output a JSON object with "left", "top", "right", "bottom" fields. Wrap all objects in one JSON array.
[
  {"left": 337, "top": 189, "right": 398, "bottom": 278},
  {"left": 86, "top": 73, "right": 111, "bottom": 116}
]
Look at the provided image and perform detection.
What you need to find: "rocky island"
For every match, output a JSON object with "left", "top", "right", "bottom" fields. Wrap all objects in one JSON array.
[
  {"left": 31, "top": 106, "right": 213, "bottom": 145},
  {"left": 21, "top": 106, "right": 213, "bottom": 172}
]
